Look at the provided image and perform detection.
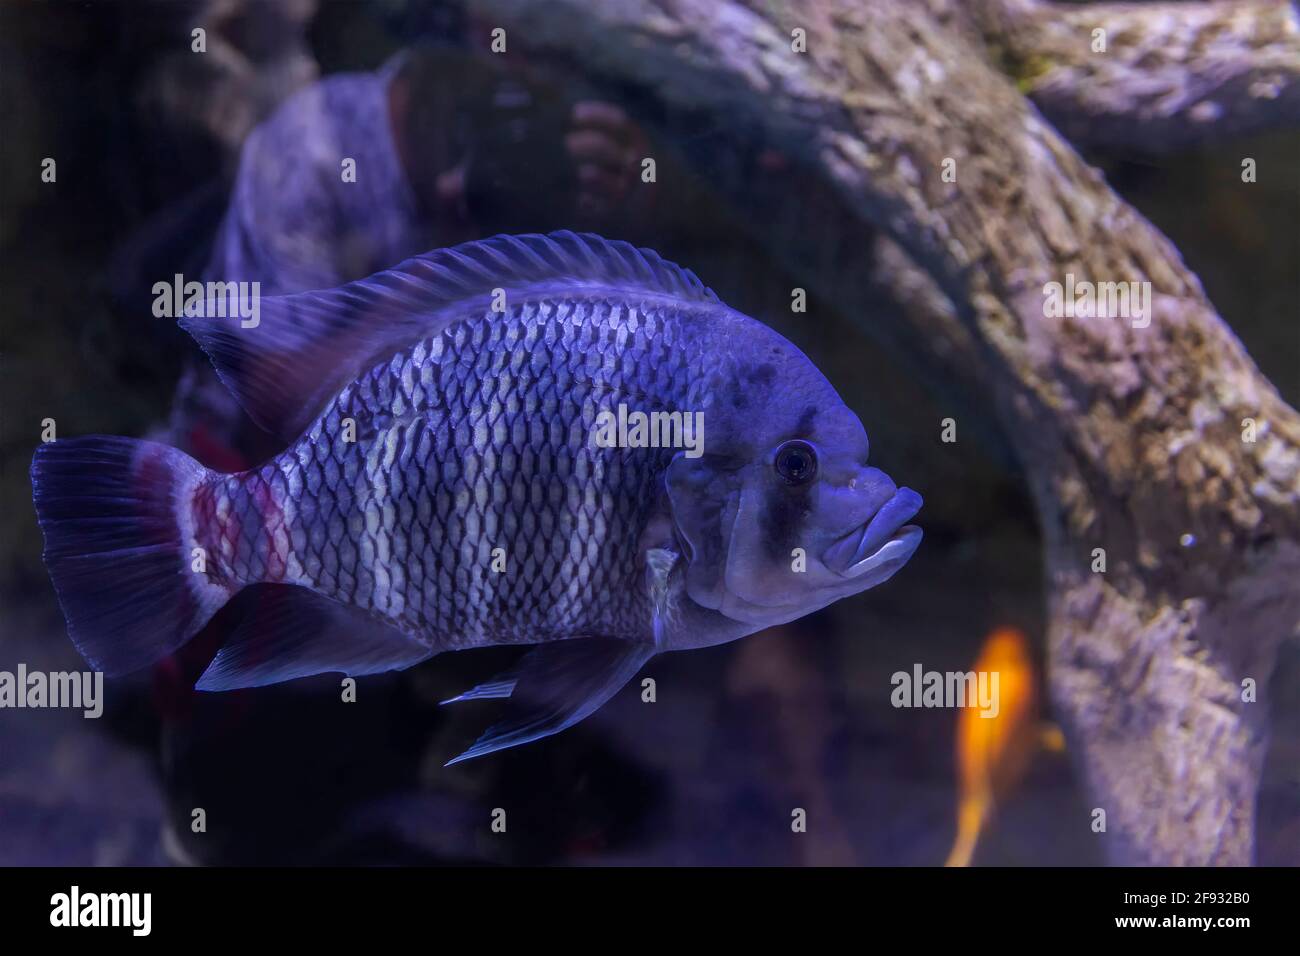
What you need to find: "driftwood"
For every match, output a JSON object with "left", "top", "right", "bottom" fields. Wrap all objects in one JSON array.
[
  {"left": 974, "top": 0, "right": 1300, "bottom": 154},
  {"left": 471, "top": 0, "right": 1300, "bottom": 864}
]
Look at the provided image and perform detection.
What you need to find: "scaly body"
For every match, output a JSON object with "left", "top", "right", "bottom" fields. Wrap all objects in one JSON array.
[{"left": 194, "top": 296, "right": 722, "bottom": 649}]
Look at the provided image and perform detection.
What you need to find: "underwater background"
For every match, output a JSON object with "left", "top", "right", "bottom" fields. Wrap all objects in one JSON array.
[{"left": 1, "top": 0, "right": 1297, "bottom": 865}]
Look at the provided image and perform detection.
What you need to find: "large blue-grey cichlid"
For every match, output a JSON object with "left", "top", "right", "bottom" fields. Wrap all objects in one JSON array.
[{"left": 31, "top": 232, "right": 922, "bottom": 763}]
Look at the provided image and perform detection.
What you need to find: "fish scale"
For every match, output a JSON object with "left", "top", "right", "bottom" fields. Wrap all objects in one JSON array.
[{"left": 195, "top": 294, "right": 709, "bottom": 650}]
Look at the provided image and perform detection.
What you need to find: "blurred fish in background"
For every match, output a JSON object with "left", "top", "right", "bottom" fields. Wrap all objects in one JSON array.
[{"left": 944, "top": 627, "right": 1064, "bottom": 868}]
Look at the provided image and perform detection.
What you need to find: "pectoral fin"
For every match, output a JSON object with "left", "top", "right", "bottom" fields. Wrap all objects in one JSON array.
[
  {"left": 441, "top": 637, "right": 655, "bottom": 765},
  {"left": 645, "top": 546, "right": 681, "bottom": 647}
]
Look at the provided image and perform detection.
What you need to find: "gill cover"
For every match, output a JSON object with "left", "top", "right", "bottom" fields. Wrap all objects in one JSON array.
[
  {"left": 664, "top": 452, "right": 739, "bottom": 612},
  {"left": 665, "top": 451, "right": 794, "bottom": 625}
]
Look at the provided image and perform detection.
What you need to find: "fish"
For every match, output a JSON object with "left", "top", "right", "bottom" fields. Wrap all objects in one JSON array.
[
  {"left": 30, "top": 232, "right": 923, "bottom": 764},
  {"left": 944, "top": 627, "right": 1064, "bottom": 867}
]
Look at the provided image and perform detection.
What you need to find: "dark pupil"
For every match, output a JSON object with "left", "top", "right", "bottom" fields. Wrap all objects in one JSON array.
[{"left": 777, "top": 443, "right": 815, "bottom": 483}]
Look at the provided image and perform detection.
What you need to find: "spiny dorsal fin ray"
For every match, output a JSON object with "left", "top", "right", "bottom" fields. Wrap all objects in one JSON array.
[{"left": 181, "top": 232, "right": 720, "bottom": 442}]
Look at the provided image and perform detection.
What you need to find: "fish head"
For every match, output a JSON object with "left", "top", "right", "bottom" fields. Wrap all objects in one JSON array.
[{"left": 665, "top": 340, "right": 922, "bottom": 630}]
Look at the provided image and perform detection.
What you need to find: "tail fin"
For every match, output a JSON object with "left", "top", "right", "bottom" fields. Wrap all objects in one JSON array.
[{"left": 30, "top": 436, "right": 233, "bottom": 675}]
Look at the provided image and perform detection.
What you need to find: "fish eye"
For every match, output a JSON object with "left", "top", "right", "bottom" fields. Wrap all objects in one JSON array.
[{"left": 774, "top": 440, "right": 817, "bottom": 485}]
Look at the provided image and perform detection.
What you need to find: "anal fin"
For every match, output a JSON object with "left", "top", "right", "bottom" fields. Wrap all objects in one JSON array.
[
  {"left": 195, "top": 584, "right": 432, "bottom": 690},
  {"left": 441, "top": 637, "right": 655, "bottom": 765}
]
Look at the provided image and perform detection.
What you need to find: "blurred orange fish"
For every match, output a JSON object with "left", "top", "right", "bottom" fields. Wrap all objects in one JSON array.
[{"left": 944, "top": 627, "right": 1063, "bottom": 867}]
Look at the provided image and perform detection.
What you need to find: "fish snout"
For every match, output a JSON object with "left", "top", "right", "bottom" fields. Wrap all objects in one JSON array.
[
  {"left": 821, "top": 484, "right": 923, "bottom": 578},
  {"left": 851, "top": 466, "right": 901, "bottom": 513}
]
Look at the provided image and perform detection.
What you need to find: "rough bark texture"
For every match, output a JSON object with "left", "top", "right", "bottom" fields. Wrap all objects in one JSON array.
[
  {"left": 974, "top": 0, "right": 1300, "bottom": 154},
  {"left": 471, "top": 0, "right": 1300, "bottom": 864}
]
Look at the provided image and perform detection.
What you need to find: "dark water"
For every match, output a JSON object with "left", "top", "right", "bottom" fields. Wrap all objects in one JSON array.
[{"left": 1, "top": 0, "right": 1296, "bottom": 866}]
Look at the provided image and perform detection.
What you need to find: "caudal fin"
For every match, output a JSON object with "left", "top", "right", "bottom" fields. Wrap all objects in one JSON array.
[{"left": 30, "top": 436, "right": 233, "bottom": 675}]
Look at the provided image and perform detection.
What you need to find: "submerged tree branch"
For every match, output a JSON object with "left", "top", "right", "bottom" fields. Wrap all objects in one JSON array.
[
  {"left": 974, "top": 0, "right": 1300, "bottom": 153},
  {"left": 473, "top": 0, "right": 1300, "bottom": 863}
]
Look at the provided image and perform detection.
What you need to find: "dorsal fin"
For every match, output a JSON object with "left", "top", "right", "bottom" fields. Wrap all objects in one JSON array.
[{"left": 181, "top": 231, "right": 719, "bottom": 442}]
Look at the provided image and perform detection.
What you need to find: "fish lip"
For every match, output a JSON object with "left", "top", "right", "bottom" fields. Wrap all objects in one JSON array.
[
  {"left": 823, "top": 488, "right": 923, "bottom": 577},
  {"left": 841, "top": 524, "right": 923, "bottom": 578}
]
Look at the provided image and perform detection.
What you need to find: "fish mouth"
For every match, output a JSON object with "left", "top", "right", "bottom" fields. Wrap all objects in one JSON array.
[{"left": 823, "top": 487, "right": 923, "bottom": 578}]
